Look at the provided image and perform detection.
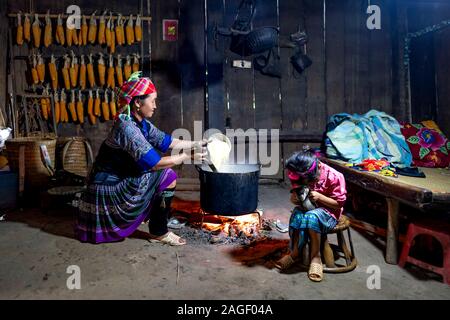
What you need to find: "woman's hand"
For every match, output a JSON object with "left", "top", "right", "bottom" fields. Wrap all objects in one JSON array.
[
  {"left": 190, "top": 150, "right": 208, "bottom": 162},
  {"left": 309, "top": 191, "right": 323, "bottom": 202}
]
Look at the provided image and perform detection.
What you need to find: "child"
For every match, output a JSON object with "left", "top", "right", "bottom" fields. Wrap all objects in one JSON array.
[{"left": 275, "top": 150, "right": 347, "bottom": 282}]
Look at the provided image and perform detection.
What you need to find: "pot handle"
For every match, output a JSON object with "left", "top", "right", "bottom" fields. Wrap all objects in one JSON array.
[{"left": 195, "top": 165, "right": 202, "bottom": 172}]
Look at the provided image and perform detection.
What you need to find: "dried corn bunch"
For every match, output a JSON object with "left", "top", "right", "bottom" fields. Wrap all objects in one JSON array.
[
  {"left": 60, "top": 89, "right": 68, "bottom": 123},
  {"left": 115, "top": 14, "right": 125, "bottom": 46},
  {"left": 77, "top": 91, "right": 84, "bottom": 124},
  {"left": 115, "top": 55, "right": 124, "bottom": 86},
  {"left": 98, "top": 53, "right": 106, "bottom": 87},
  {"left": 124, "top": 55, "right": 132, "bottom": 80},
  {"left": 94, "top": 89, "right": 101, "bottom": 116},
  {"left": 71, "top": 22, "right": 79, "bottom": 46},
  {"left": 69, "top": 90, "right": 78, "bottom": 122},
  {"left": 62, "top": 54, "right": 71, "bottom": 90},
  {"left": 44, "top": 11, "right": 52, "bottom": 48},
  {"left": 110, "top": 90, "right": 117, "bottom": 118},
  {"left": 107, "top": 54, "right": 115, "bottom": 89},
  {"left": 98, "top": 11, "right": 107, "bottom": 45},
  {"left": 54, "top": 91, "right": 60, "bottom": 124},
  {"left": 81, "top": 15, "right": 88, "bottom": 46},
  {"left": 87, "top": 54, "right": 96, "bottom": 88},
  {"left": 134, "top": 14, "right": 142, "bottom": 42},
  {"left": 102, "top": 90, "right": 110, "bottom": 121},
  {"left": 37, "top": 54, "right": 46, "bottom": 83},
  {"left": 40, "top": 86, "right": 50, "bottom": 120},
  {"left": 79, "top": 55, "right": 87, "bottom": 90},
  {"left": 70, "top": 51, "right": 79, "bottom": 88},
  {"left": 49, "top": 54, "right": 59, "bottom": 90},
  {"left": 30, "top": 55, "right": 39, "bottom": 85},
  {"left": 132, "top": 54, "right": 140, "bottom": 73},
  {"left": 87, "top": 90, "right": 96, "bottom": 125},
  {"left": 56, "top": 14, "right": 65, "bottom": 45},
  {"left": 16, "top": 12, "right": 24, "bottom": 45},
  {"left": 105, "top": 13, "right": 112, "bottom": 48},
  {"left": 32, "top": 13, "right": 42, "bottom": 48},
  {"left": 88, "top": 11, "right": 97, "bottom": 44},
  {"left": 126, "top": 14, "right": 135, "bottom": 45},
  {"left": 24, "top": 13, "right": 31, "bottom": 43}
]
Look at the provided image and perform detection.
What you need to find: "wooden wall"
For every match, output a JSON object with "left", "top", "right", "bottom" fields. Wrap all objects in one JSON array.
[{"left": 4, "top": 0, "right": 447, "bottom": 179}]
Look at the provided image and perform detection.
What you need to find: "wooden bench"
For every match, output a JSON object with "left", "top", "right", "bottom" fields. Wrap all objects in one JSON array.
[{"left": 321, "top": 157, "right": 450, "bottom": 264}]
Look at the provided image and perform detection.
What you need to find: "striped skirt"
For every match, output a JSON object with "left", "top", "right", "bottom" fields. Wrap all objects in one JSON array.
[
  {"left": 75, "top": 169, "right": 177, "bottom": 244},
  {"left": 288, "top": 207, "right": 338, "bottom": 251}
]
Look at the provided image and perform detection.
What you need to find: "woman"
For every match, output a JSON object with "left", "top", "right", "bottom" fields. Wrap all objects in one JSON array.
[{"left": 75, "top": 72, "right": 207, "bottom": 245}]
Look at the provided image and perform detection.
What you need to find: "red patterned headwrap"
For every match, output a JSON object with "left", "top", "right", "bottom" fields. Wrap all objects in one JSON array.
[{"left": 115, "top": 71, "right": 157, "bottom": 116}]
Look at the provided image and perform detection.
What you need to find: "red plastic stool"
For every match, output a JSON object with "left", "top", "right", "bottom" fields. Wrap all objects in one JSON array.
[{"left": 399, "top": 220, "right": 450, "bottom": 285}]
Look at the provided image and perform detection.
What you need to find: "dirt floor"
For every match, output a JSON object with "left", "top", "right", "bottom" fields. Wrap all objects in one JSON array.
[{"left": 0, "top": 184, "right": 449, "bottom": 299}]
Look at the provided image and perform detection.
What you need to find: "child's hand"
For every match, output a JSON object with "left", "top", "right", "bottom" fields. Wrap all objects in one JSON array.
[{"left": 309, "top": 191, "right": 322, "bottom": 202}]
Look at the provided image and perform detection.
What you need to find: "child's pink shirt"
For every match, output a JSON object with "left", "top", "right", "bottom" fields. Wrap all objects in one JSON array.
[{"left": 291, "top": 162, "right": 347, "bottom": 220}]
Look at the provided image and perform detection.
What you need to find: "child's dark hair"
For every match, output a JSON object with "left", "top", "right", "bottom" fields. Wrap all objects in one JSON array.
[{"left": 286, "top": 148, "right": 320, "bottom": 182}]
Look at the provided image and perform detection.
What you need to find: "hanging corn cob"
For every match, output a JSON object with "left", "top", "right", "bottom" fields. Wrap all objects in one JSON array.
[
  {"left": 132, "top": 54, "right": 140, "bottom": 73},
  {"left": 62, "top": 54, "right": 71, "bottom": 90},
  {"left": 44, "top": 11, "right": 52, "bottom": 48},
  {"left": 37, "top": 54, "right": 46, "bottom": 83},
  {"left": 94, "top": 90, "right": 101, "bottom": 116},
  {"left": 40, "top": 86, "right": 49, "bottom": 121},
  {"left": 88, "top": 11, "right": 97, "bottom": 44},
  {"left": 98, "top": 11, "right": 107, "bottom": 45},
  {"left": 49, "top": 54, "right": 58, "bottom": 90},
  {"left": 110, "top": 19, "right": 116, "bottom": 53},
  {"left": 77, "top": 91, "right": 84, "bottom": 124},
  {"left": 69, "top": 91, "right": 78, "bottom": 122},
  {"left": 54, "top": 91, "right": 60, "bottom": 124},
  {"left": 124, "top": 55, "right": 132, "bottom": 80},
  {"left": 107, "top": 54, "right": 115, "bottom": 89},
  {"left": 60, "top": 90, "right": 68, "bottom": 123},
  {"left": 115, "top": 55, "right": 124, "bottom": 86},
  {"left": 24, "top": 13, "right": 31, "bottom": 43},
  {"left": 66, "top": 16, "right": 73, "bottom": 47},
  {"left": 69, "top": 51, "right": 79, "bottom": 88},
  {"left": 98, "top": 53, "right": 106, "bottom": 87},
  {"left": 81, "top": 15, "right": 88, "bottom": 46},
  {"left": 79, "top": 55, "right": 87, "bottom": 90},
  {"left": 102, "top": 90, "right": 110, "bottom": 121},
  {"left": 56, "top": 14, "right": 65, "bottom": 45},
  {"left": 72, "top": 23, "right": 79, "bottom": 46},
  {"left": 105, "top": 13, "right": 112, "bottom": 48},
  {"left": 115, "top": 14, "right": 125, "bottom": 46},
  {"left": 110, "top": 90, "right": 117, "bottom": 118},
  {"left": 87, "top": 90, "right": 96, "bottom": 125},
  {"left": 31, "top": 55, "right": 39, "bottom": 85},
  {"left": 87, "top": 54, "right": 96, "bottom": 88},
  {"left": 126, "top": 14, "right": 135, "bottom": 45},
  {"left": 135, "top": 14, "right": 142, "bottom": 43},
  {"left": 16, "top": 12, "right": 24, "bottom": 45},
  {"left": 32, "top": 13, "right": 42, "bottom": 48}
]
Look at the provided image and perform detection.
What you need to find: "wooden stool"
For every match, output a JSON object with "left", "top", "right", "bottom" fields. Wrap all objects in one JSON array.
[
  {"left": 320, "top": 215, "right": 357, "bottom": 273},
  {"left": 399, "top": 220, "right": 450, "bottom": 285}
]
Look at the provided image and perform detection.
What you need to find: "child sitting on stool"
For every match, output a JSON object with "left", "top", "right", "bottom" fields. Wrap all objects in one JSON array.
[{"left": 275, "top": 149, "right": 347, "bottom": 282}]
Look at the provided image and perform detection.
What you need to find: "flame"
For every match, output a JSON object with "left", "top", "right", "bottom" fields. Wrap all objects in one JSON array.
[{"left": 201, "top": 212, "right": 261, "bottom": 237}]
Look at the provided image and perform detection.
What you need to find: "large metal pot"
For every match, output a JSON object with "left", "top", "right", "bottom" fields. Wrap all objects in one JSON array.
[{"left": 196, "top": 164, "right": 260, "bottom": 216}]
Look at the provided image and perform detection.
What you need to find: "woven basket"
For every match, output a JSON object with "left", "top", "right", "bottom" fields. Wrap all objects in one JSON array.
[
  {"left": 57, "top": 137, "right": 94, "bottom": 177},
  {"left": 5, "top": 136, "right": 56, "bottom": 189}
]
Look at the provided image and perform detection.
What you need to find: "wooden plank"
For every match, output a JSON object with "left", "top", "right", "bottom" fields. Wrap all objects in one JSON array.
[
  {"left": 224, "top": 0, "right": 254, "bottom": 131},
  {"left": 253, "top": 0, "right": 281, "bottom": 130},
  {"left": 325, "top": 0, "right": 345, "bottom": 116},
  {"left": 344, "top": 0, "right": 370, "bottom": 115},
  {"left": 368, "top": 0, "right": 393, "bottom": 115},
  {"left": 279, "top": 0, "right": 307, "bottom": 132},
  {"left": 303, "top": 0, "right": 326, "bottom": 133},
  {"left": 205, "top": 0, "right": 225, "bottom": 132}
]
